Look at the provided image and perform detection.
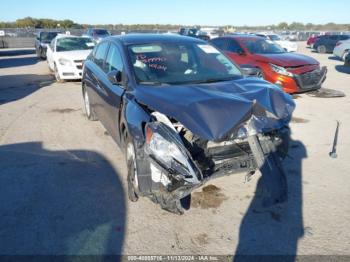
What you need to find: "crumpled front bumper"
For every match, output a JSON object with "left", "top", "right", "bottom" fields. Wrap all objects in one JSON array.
[{"left": 143, "top": 126, "right": 289, "bottom": 213}]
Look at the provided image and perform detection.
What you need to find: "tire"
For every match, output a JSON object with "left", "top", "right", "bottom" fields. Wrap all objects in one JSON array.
[
  {"left": 317, "top": 45, "right": 327, "bottom": 54},
  {"left": 54, "top": 64, "right": 64, "bottom": 83},
  {"left": 342, "top": 50, "right": 349, "bottom": 61},
  {"left": 125, "top": 137, "right": 139, "bottom": 202},
  {"left": 256, "top": 69, "right": 264, "bottom": 79},
  {"left": 82, "top": 87, "right": 98, "bottom": 121},
  {"left": 38, "top": 47, "right": 44, "bottom": 60}
]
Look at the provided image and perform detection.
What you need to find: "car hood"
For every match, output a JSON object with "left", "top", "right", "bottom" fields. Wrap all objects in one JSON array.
[
  {"left": 56, "top": 49, "right": 92, "bottom": 61},
  {"left": 255, "top": 53, "right": 318, "bottom": 67},
  {"left": 274, "top": 40, "right": 296, "bottom": 46},
  {"left": 134, "top": 78, "right": 295, "bottom": 141}
]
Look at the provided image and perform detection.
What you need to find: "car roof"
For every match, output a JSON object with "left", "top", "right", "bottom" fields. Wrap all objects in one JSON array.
[
  {"left": 105, "top": 34, "right": 206, "bottom": 45},
  {"left": 55, "top": 34, "right": 90, "bottom": 39},
  {"left": 216, "top": 34, "right": 263, "bottom": 40}
]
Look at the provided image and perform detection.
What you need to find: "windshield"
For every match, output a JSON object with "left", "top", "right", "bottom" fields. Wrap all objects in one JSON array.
[
  {"left": 56, "top": 37, "right": 95, "bottom": 52},
  {"left": 40, "top": 32, "right": 58, "bottom": 43},
  {"left": 128, "top": 42, "right": 242, "bottom": 85},
  {"left": 242, "top": 38, "right": 286, "bottom": 54},
  {"left": 268, "top": 35, "right": 281, "bottom": 41}
]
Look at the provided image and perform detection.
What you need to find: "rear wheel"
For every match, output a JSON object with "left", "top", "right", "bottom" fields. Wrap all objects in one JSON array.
[
  {"left": 83, "top": 87, "right": 98, "bottom": 121},
  {"left": 317, "top": 45, "right": 327, "bottom": 54}
]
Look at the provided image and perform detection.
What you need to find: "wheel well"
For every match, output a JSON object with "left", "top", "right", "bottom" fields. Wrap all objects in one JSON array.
[{"left": 121, "top": 123, "right": 127, "bottom": 145}]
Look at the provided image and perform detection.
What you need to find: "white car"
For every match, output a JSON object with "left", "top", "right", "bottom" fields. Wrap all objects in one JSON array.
[
  {"left": 46, "top": 35, "right": 95, "bottom": 82},
  {"left": 257, "top": 33, "right": 298, "bottom": 52},
  {"left": 333, "top": 40, "right": 350, "bottom": 61}
]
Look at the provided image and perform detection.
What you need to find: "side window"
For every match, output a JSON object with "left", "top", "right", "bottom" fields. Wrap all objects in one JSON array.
[
  {"left": 330, "top": 35, "right": 338, "bottom": 40},
  {"left": 226, "top": 40, "right": 242, "bottom": 53},
  {"left": 94, "top": 42, "right": 109, "bottom": 69},
  {"left": 104, "top": 44, "right": 124, "bottom": 73},
  {"left": 211, "top": 38, "right": 226, "bottom": 50}
]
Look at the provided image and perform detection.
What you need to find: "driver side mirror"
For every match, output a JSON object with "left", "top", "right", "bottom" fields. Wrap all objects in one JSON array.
[
  {"left": 240, "top": 65, "right": 261, "bottom": 77},
  {"left": 107, "top": 70, "right": 123, "bottom": 85}
]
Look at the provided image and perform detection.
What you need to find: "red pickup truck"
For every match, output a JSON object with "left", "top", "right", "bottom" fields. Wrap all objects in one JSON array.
[{"left": 211, "top": 35, "right": 327, "bottom": 93}]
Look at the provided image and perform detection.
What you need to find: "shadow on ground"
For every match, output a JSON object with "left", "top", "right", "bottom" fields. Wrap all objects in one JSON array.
[
  {"left": 234, "top": 139, "right": 306, "bottom": 262},
  {"left": 0, "top": 142, "right": 126, "bottom": 255},
  {"left": 0, "top": 49, "right": 35, "bottom": 57},
  {"left": 335, "top": 65, "right": 350, "bottom": 74},
  {"left": 0, "top": 74, "right": 54, "bottom": 105},
  {"left": 0, "top": 55, "right": 38, "bottom": 69},
  {"left": 328, "top": 56, "right": 341, "bottom": 61}
]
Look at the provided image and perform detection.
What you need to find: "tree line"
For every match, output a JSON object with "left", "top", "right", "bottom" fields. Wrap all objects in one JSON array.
[{"left": 0, "top": 17, "right": 349, "bottom": 32}]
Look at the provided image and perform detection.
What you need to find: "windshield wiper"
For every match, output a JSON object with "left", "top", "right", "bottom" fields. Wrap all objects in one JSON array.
[
  {"left": 188, "top": 77, "right": 237, "bottom": 84},
  {"left": 138, "top": 81, "right": 170, "bottom": 86}
]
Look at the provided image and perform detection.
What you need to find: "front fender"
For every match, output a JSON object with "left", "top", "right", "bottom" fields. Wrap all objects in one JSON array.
[{"left": 122, "top": 98, "right": 151, "bottom": 147}]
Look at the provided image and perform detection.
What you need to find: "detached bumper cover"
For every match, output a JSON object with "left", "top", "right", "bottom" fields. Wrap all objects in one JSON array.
[{"left": 294, "top": 66, "right": 327, "bottom": 92}]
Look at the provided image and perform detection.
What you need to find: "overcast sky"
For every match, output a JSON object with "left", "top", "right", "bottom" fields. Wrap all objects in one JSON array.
[{"left": 2, "top": 0, "right": 349, "bottom": 25}]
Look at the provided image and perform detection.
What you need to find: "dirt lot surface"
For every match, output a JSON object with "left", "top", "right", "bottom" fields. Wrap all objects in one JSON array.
[{"left": 0, "top": 44, "right": 349, "bottom": 256}]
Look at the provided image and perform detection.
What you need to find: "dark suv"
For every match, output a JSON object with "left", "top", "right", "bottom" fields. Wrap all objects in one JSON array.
[
  {"left": 81, "top": 34, "right": 294, "bottom": 214},
  {"left": 35, "top": 31, "right": 59, "bottom": 59},
  {"left": 178, "top": 28, "right": 210, "bottom": 41},
  {"left": 314, "top": 34, "right": 350, "bottom": 53},
  {"left": 83, "top": 28, "right": 111, "bottom": 43}
]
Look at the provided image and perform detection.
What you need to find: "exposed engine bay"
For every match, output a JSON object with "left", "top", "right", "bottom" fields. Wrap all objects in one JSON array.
[{"left": 136, "top": 112, "right": 290, "bottom": 215}]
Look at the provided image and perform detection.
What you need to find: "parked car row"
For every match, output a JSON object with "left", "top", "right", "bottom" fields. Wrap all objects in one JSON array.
[
  {"left": 255, "top": 33, "right": 298, "bottom": 52},
  {"left": 36, "top": 29, "right": 115, "bottom": 81},
  {"left": 307, "top": 34, "right": 350, "bottom": 58}
]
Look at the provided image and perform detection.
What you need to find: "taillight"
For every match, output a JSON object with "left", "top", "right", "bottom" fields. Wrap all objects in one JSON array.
[{"left": 336, "top": 42, "right": 342, "bottom": 47}]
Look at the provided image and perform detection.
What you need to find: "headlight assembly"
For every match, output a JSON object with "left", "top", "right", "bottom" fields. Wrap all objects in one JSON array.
[
  {"left": 269, "top": 63, "right": 293, "bottom": 77},
  {"left": 58, "top": 58, "right": 72, "bottom": 66},
  {"left": 145, "top": 122, "right": 199, "bottom": 183}
]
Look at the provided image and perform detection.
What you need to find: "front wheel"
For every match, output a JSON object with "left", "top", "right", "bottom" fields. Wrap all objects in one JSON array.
[
  {"left": 342, "top": 51, "right": 349, "bottom": 61},
  {"left": 126, "top": 139, "right": 139, "bottom": 202},
  {"left": 54, "top": 64, "right": 64, "bottom": 83},
  {"left": 256, "top": 69, "right": 264, "bottom": 79}
]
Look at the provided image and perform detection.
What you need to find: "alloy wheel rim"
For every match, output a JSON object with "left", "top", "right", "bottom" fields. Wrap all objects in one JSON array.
[
  {"left": 127, "top": 142, "right": 139, "bottom": 188},
  {"left": 84, "top": 91, "right": 91, "bottom": 117}
]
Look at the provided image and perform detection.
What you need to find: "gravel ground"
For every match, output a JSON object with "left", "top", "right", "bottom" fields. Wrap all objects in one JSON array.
[{"left": 0, "top": 44, "right": 349, "bottom": 256}]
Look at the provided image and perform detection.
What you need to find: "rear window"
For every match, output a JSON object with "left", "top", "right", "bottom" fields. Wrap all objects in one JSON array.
[
  {"left": 94, "top": 29, "right": 110, "bottom": 36},
  {"left": 40, "top": 32, "right": 58, "bottom": 43}
]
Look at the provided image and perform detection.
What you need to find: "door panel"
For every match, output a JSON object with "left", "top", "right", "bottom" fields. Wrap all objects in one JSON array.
[
  {"left": 97, "top": 43, "right": 125, "bottom": 144},
  {"left": 89, "top": 42, "right": 110, "bottom": 121}
]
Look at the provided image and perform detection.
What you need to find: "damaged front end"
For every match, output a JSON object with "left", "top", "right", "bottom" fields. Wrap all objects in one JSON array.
[
  {"left": 131, "top": 79, "right": 295, "bottom": 214},
  {"left": 138, "top": 112, "right": 291, "bottom": 214}
]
